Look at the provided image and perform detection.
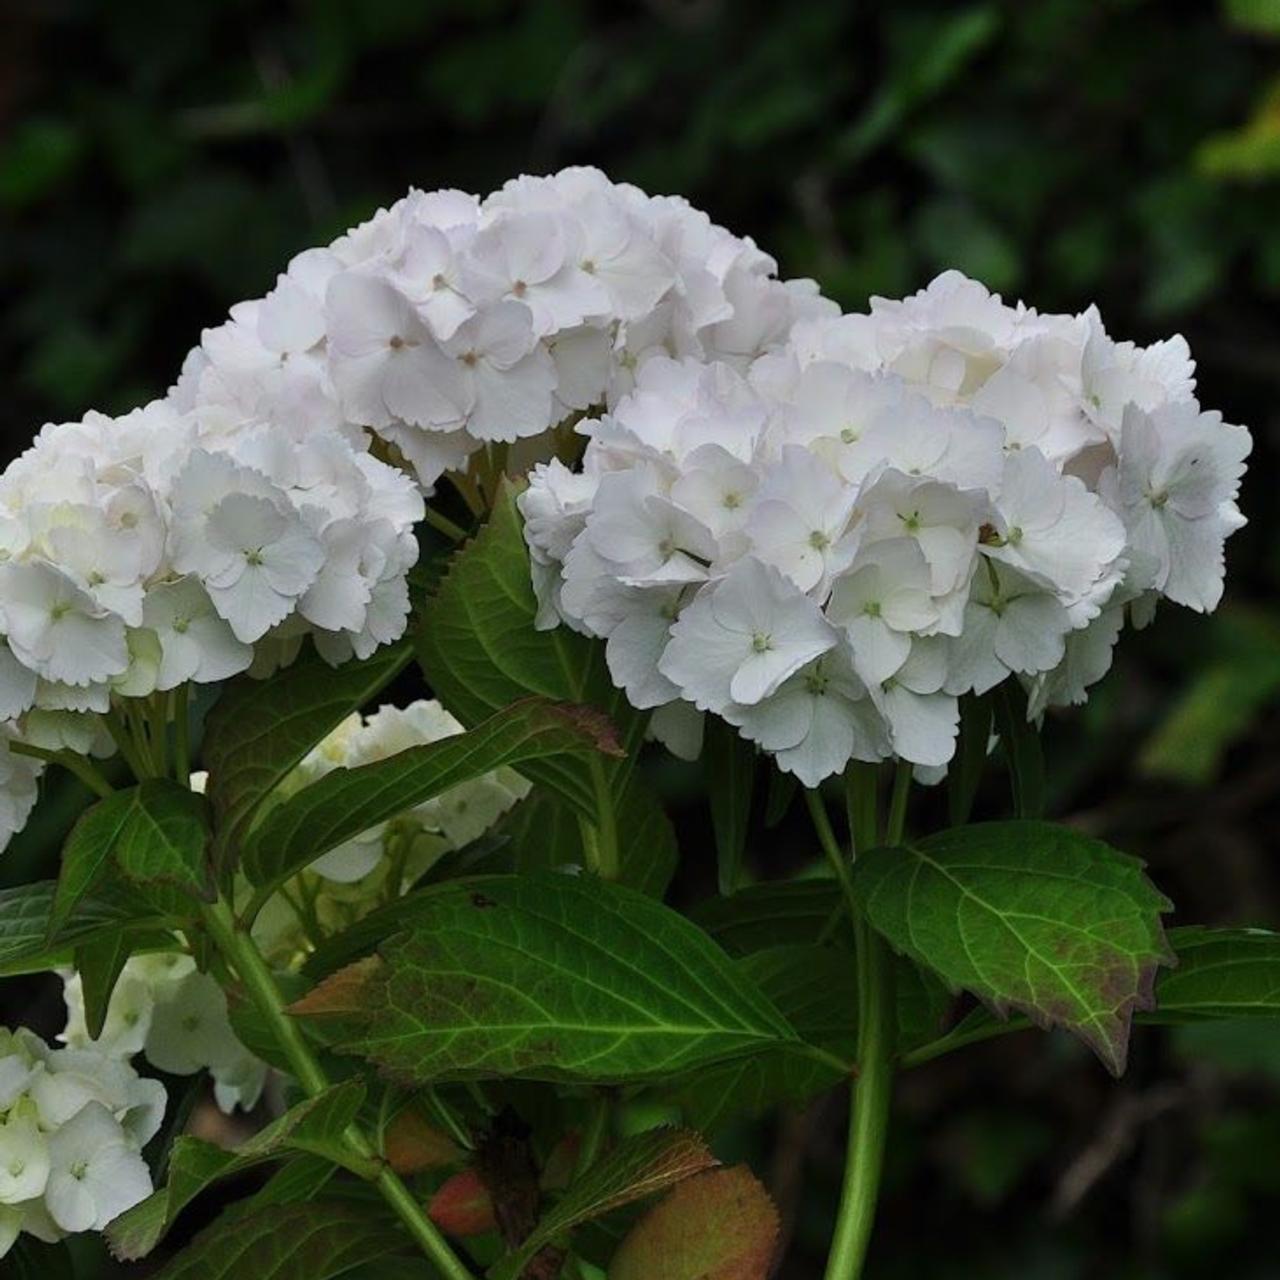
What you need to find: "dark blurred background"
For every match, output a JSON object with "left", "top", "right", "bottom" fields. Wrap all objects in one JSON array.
[{"left": 2, "top": 1, "right": 1279, "bottom": 1276}]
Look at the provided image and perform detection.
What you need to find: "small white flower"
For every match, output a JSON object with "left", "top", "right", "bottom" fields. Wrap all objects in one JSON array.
[
  {"left": 326, "top": 271, "right": 468, "bottom": 430},
  {"left": 0, "top": 562, "right": 128, "bottom": 687},
  {"left": 1112, "top": 400, "right": 1251, "bottom": 612},
  {"left": 0, "top": 1107, "right": 49, "bottom": 1207},
  {"left": 44, "top": 1102, "right": 152, "bottom": 1234},
  {"left": 746, "top": 447, "right": 859, "bottom": 593},
  {"left": 144, "top": 970, "right": 244, "bottom": 1078},
  {"left": 827, "top": 538, "right": 940, "bottom": 686},
  {"left": 142, "top": 577, "right": 254, "bottom": 689},
  {"left": 659, "top": 558, "right": 838, "bottom": 712}
]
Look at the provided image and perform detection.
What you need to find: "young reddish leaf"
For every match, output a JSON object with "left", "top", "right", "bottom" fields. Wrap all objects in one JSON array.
[
  {"left": 428, "top": 1169, "right": 498, "bottom": 1238},
  {"left": 383, "top": 1107, "right": 462, "bottom": 1176},
  {"left": 608, "top": 1165, "right": 780, "bottom": 1280},
  {"left": 490, "top": 1126, "right": 719, "bottom": 1280}
]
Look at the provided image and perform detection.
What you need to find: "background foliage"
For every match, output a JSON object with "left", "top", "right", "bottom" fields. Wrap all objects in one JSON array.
[{"left": 2, "top": 0, "right": 1278, "bottom": 1275}]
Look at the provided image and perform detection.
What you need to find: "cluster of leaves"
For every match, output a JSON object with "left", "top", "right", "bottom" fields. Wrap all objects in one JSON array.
[{"left": 5, "top": 490, "right": 1279, "bottom": 1278}]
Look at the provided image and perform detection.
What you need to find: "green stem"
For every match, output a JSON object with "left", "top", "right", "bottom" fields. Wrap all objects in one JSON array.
[
  {"left": 101, "top": 708, "right": 150, "bottom": 782},
  {"left": 199, "top": 898, "right": 476, "bottom": 1280},
  {"left": 8, "top": 741, "right": 115, "bottom": 799},
  {"left": 885, "top": 761, "right": 912, "bottom": 848},
  {"left": 827, "top": 915, "right": 895, "bottom": 1280},
  {"left": 173, "top": 686, "right": 191, "bottom": 787},
  {"left": 423, "top": 505, "right": 471, "bottom": 544},
  {"left": 581, "top": 758, "right": 620, "bottom": 880},
  {"left": 803, "top": 788, "right": 856, "bottom": 921},
  {"left": 823, "top": 763, "right": 905, "bottom": 1280},
  {"left": 148, "top": 694, "right": 171, "bottom": 779}
]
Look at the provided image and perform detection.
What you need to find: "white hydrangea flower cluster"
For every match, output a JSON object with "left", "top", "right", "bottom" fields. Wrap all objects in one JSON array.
[
  {"left": 0, "top": 393, "right": 427, "bottom": 853},
  {"left": 278, "top": 699, "right": 531, "bottom": 885},
  {"left": 0, "top": 167, "right": 830, "bottom": 856},
  {"left": 60, "top": 951, "right": 267, "bottom": 1117},
  {"left": 172, "top": 165, "right": 835, "bottom": 493},
  {"left": 0, "top": 1024, "right": 164, "bottom": 1259},
  {"left": 522, "top": 272, "right": 1251, "bottom": 785}
]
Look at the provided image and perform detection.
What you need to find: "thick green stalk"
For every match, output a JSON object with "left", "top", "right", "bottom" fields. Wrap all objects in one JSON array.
[
  {"left": 823, "top": 762, "right": 907, "bottom": 1280},
  {"left": 581, "top": 757, "right": 621, "bottom": 880},
  {"left": 199, "top": 898, "right": 476, "bottom": 1280},
  {"left": 9, "top": 741, "right": 115, "bottom": 799}
]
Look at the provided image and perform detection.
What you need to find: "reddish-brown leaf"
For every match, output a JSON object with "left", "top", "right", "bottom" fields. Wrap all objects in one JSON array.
[
  {"left": 608, "top": 1165, "right": 780, "bottom": 1280},
  {"left": 428, "top": 1169, "right": 498, "bottom": 1238},
  {"left": 383, "top": 1106, "right": 462, "bottom": 1175}
]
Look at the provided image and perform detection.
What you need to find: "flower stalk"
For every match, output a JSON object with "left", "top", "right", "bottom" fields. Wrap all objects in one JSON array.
[{"left": 198, "top": 896, "right": 476, "bottom": 1280}]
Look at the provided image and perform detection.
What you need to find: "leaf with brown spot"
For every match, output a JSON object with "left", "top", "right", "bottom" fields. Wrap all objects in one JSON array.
[
  {"left": 852, "top": 820, "right": 1175, "bottom": 1076},
  {"left": 607, "top": 1165, "right": 780, "bottom": 1280},
  {"left": 490, "top": 1126, "right": 719, "bottom": 1280},
  {"left": 294, "top": 873, "right": 800, "bottom": 1086},
  {"left": 288, "top": 957, "right": 384, "bottom": 1018}
]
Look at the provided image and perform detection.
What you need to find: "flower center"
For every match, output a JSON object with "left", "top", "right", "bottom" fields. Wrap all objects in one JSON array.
[
  {"left": 864, "top": 600, "right": 882, "bottom": 618},
  {"left": 805, "top": 667, "right": 829, "bottom": 696},
  {"left": 751, "top": 631, "right": 773, "bottom": 653},
  {"left": 512, "top": 280, "right": 528, "bottom": 298},
  {"left": 808, "top": 530, "right": 830, "bottom": 550},
  {"left": 1006, "top": 525, "right": 1024, "bottom": 546},
  {"left": 722, "top": 491, "right": 741, "bottom": 510},
  {"left": 245, "top": 548, "right": 265, "bottom": 567},
  {"left": 1148, "top": 488, "right": 1169, "bottom": 509},
  {"left": 840, "top": 426, "right": 859, "bottom": 444},
  {"left": 70, "top": 1160, "right": 88, "bottom": 1181}
]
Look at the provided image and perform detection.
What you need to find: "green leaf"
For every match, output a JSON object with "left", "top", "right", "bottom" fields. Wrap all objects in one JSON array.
[
  {"left": 108, "top": 1081, "right": 369, "bottom": 1261},
  {"left": 292, "top": 873, "right": 800, "bottom": 1084},
  {"left": 246, "top": 1156, "right": 338, "bottom": 1210},
  {"left": 669, "top": 945, "right": 856, "bottom": 1132},
  {"left": 691, "top": 880, "right": 849, "bottom": 954},
  {"left": 203, "top": 641, "right": 412, "bottom": 864},
  {"left": 74, "top": 930, "right": 133, "bottom": 1040},
  {"left": 416, "top": 484, "right": 673, "bottom": 894},
  {"left": 705, "top": 719, "right": 756, "bottom": 896},
  {"left": 242, "top": 696, "right": 622, "bottom": 891},
  {"left": 1149, "top": 926, "right": 1280, "bottom": 1023},
  {"left": 491, "top": 1127, "right": 718, "bottom": 1280},
  {"left": 853, "top": 821, "right": 1174, "bottom": 1075},
  {"left": 607, "top": 1165, "right": 780, "bottom": 1280},
  {"left": 902, "top": 927, "right": 1280, "bottom": 1067},
  {"left": 53, "top": 782, "right": 212, "bottom": 937},
  {"left": 0, "top": 881, "right": 160, "bottom": 978},
  {"left": 993, "top": 682, "right": 1044, "bottom": 819},
  {"left": 146, "top": 1201, "right": 410, "bottom": 1280}
]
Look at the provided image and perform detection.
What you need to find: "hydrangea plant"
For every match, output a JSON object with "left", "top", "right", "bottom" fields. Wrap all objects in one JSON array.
[{"left": 0, "top": 168, "right": 1270, "bottom": 1280}]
